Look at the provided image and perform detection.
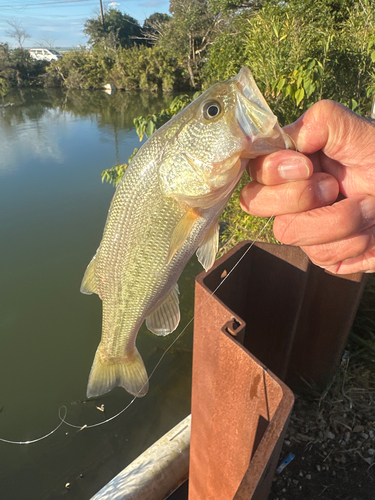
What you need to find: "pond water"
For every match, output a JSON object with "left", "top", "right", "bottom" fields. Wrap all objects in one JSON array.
[{"left": 0, "top": 88, "right": 200, "bottom": 499}]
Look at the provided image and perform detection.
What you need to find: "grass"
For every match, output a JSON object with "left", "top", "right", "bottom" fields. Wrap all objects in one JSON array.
[
  {"left": 294, "top": 274, "right": 375, "bottom": 437},
  {"left": 348, "top": 274, "right": 375, "bottom": 368},
  {"left": 218, "top": 172, "right": 278, "bottom": 258}
]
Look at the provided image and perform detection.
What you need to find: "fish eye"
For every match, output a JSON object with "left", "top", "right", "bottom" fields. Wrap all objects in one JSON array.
[{"left": 202, "top": 100, "right": 222, "bottom": 120}]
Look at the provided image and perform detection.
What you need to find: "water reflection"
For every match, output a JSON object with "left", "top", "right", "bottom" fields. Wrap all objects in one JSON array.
[
  {"left": 1, "top": 88, "right": 173, "bottom": 128},
  {"left": 0, "top": 88, "right": 194, "bottom": 500},
  {"left": 0, "top": 88, "right": 173, "bottom": 175}
]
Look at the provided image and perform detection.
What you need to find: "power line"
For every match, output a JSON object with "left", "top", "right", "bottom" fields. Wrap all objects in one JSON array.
[
  {"left": 0, "top": 0, "right": 141, "bottom": 22},
  {"left": 0, "top": 0, "right": 96, "bottom": 10}
]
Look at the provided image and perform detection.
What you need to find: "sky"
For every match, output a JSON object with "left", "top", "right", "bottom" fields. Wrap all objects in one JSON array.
[{"left": 0, "top": 0, "right": 170, "bottom": 48}]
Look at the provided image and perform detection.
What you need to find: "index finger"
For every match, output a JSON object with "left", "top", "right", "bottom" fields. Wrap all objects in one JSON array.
[{"left": 248, "top": 149, "right": 314, "bottom": 185}]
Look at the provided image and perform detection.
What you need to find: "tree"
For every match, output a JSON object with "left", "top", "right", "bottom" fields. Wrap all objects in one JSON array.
[
  {"left": 6, "top": 19, "right": 31, "bottom": 48},
  {"left": 83, "top": 9, "right": 142, "bottom": 50},
  {"left": 155, "top": 0, "right": 220, "bottom": 88},
  {"left": 208, "top": 0, "right": 267, "bottom": 14},
  {"left": 143, "top": 12, "right": 171, "bottom": 29},
  {"left": 287, "top": 0, "right": 359, "bottom": 22},
  {"left": 142, "top": 13, "right": 171, "bottom": 45}
]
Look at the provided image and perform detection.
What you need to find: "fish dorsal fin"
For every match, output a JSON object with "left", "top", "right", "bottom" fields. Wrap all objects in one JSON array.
[
  {"left": 80, "top": 255, "right": 98, "bottom": 295},
  {"left": 146, "top": 284, "right": 180, "bottom": 336},
  {"left": 167, "top": 206, "right": 201, "bottom": 262},
  {"left": 196, "top": 222, "right": 219, "bottom": 271}
]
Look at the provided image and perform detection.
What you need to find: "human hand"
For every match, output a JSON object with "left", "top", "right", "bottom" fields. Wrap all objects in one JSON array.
[{"left": 240, "top": 100, "right": 375, "bottom": 274}]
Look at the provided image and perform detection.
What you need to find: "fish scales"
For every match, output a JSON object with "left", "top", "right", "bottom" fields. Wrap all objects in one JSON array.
[{"left": 81, "top": 67, "right": 293, "bottom": 398}]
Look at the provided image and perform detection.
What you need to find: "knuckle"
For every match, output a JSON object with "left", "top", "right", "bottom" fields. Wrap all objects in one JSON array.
[
  {"left": 273, "top": 215, "right": 301, "bottom": 245},
  {"left": 303, "top": 244, "right": 340, "bottom": 267}
]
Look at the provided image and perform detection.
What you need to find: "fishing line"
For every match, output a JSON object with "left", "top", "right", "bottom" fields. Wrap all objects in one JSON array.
[
  {"left": 0, "top": 406, "right": 67, "bottom": 445},
  {"left": 60, "top": 214, "right": 275, "bottom": 430},
  {"left": 144, "top": 214, "right": 275, "bottom": 382},
  {"left": 0, "top": 215, "right": 274, "bottom": 444},
  {"left": 61, "top": 397, "right": 138, "bottom": 430}
]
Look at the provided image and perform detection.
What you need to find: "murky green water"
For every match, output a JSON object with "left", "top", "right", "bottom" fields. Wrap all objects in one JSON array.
[{"left": 0, "top": 88, "right": 199, "bottom": 499}]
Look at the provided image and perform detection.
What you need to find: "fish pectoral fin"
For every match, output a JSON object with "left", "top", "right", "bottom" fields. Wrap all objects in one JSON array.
[
  {"left": 146, "top": 284, "right": 180, "bottom": 336},
  {"left": 196, "top": 222, "right": 219, "bottom": 271},
  {"left": 86, "top": 347, "right": 149, "bottom": 398},
  {"left": 80, "top": 255, "right": 98, "bottom": 295},
  {"left": 167, "top": 207, "right": 200, "bottom": 262}
]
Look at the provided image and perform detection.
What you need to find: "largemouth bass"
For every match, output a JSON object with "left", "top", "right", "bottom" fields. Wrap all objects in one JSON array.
[{"left": 81, "top": 67, "right": 292, "bottom": 398}]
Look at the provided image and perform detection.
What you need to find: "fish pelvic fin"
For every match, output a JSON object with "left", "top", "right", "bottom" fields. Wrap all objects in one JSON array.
[
  {"left": 196, "top": 221, "right": 219, "bottom": 271},
  {"left": 86, "top": 347, "right": 149, "bottom": 398},
  {"left": 146, "top": 284, "right": 180, "bottom": 336},
  {"left": 80, "top": 255, "right": 98, "bottom": 296}
]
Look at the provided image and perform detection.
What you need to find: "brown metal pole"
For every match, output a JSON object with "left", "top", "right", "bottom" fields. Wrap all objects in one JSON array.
[
  {"left": 189, "top": 261, "right": 294, "bottom": 499},
  {"left": 189, "top": 240, "right": 365, "bottom": 499}
]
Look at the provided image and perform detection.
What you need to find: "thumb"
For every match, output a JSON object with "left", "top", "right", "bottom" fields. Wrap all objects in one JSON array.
[{"left": 284, "top": 100, "right": 375, "bottom": 169}]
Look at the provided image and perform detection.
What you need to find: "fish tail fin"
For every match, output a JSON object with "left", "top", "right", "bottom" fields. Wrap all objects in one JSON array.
[{"left": 86, "top": 347, "right": 149, "bottom": 398}]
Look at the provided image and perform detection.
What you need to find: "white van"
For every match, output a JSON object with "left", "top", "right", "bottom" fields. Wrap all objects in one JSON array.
[{"left": 29, "top": 48, "right": 62, "bottom": 62}]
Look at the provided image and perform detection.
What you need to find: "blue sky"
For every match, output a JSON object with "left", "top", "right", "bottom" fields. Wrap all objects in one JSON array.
[{"left": 0, "top": 0, "right": 170, "bottom": 48}]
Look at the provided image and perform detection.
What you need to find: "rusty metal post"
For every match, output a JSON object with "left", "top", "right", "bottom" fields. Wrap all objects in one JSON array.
[
  {"left": 189, "top": 240, "right": 365, "bottom": 500},
  {"left": 200, "top": 241, "right": 366, "bottom": 388},
  {"left": 189, "top": 266, "right": 294, "bottom": 499}
]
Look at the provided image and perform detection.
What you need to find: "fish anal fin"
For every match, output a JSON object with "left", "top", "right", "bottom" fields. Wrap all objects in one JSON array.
[
  {"left": 168, "top": 207, "right": 200, "bottom": 262},
  {"left": 86, "top": 347, "right": 149, "bottom": 398},
  {"left": 146, "top": 284, "right": 180, "bottom": 336},
  {"left": 196, "top": 222, "right": 219, "bottom": 271},
  {"left": 80, "top": 255, "right": 98, "bottom": 295}
]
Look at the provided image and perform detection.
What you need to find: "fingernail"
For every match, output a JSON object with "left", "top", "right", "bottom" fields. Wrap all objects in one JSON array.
[
  {"left": 360, "top": 197, "right": 375, "bottom": 222},
  {"left": 317, "top": 177, "right": 338, "bottom": 203},
  {"left": 279, "top": 157, "right": 310, "bottom": 180}
]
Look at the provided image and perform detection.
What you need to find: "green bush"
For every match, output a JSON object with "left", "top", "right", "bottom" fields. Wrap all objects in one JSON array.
[
  {"left": 47, "top": 48, "right": 112, "bottom": 89},
  {"left": 204, "top": 0, "right": 375, "bottom": 122},
  {"left": 47, "top": 45, "right": 182, "bottom": 91},
  {"left": 0, "top": 44, "right": 47, "bottom": 93},
  {"left": 110, "top": 45, "right": 180, "bottom": 91}
]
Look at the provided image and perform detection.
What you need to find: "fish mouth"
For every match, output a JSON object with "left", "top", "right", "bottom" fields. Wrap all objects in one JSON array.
[{"left": 234, "top": 67, "right": 294, "bottom": 153}]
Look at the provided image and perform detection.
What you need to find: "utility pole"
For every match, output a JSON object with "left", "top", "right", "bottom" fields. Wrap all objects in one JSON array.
[{"left": 99, "top": 0, "right": 104, "bottom": 26}]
